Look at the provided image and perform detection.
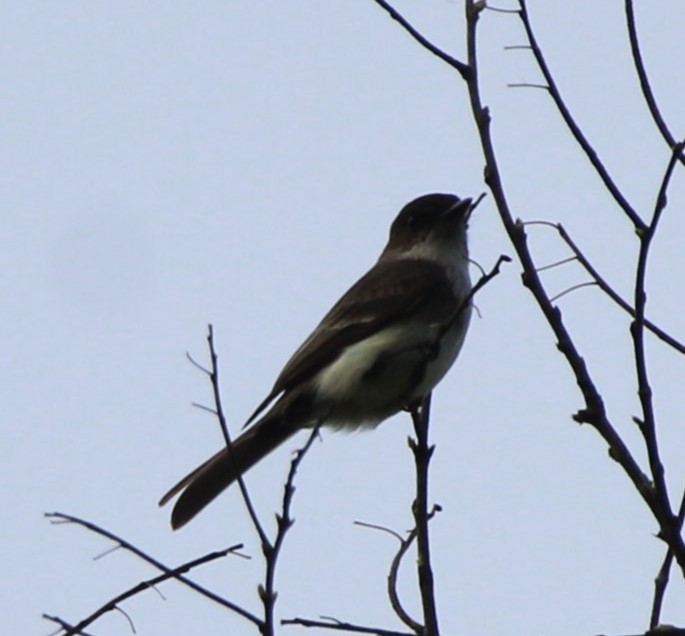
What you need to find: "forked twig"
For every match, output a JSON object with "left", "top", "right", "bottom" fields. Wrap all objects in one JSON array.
[
  {"left": 44, "top": 512, "right": 257, "bottom": 630},
  {"left": 650, "top": 485, "right": 685, "bottom": 628},
  {"left": 463, "top": 0, "right": 685, "bottom": 573},
  {"left": 407, "top": 395, "right": 439, "bottom": 636},
  {"left": 529, "top": 221, "right": 685, "bottom": 356},
  {"left": 630, "top": 141, "right": 685, "bottom": 574},
  {"left": 262, "top": 425, "right": 322, "bottom": 636}
]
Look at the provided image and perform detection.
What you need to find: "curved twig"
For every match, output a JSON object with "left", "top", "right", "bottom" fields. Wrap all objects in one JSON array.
[
  {"left": 630, "top": 141, "right": 685, "bottom": 571},
  {"left": 370, "top": 0, "right": 470, "bottom": 79},
  {"left": 516, "top": 0, "right": 645, "bottom": 230},
  {"left": 354, "top": 520, "right": 422, "bottom": 632},
  {"left": 624, "top": 0, "right": 685, "bottom": 167}
]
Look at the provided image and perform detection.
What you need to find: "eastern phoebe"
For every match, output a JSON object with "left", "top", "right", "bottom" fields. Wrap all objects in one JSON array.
[{"left": 160, "top": 193, "right": 473, "bottom": 529}]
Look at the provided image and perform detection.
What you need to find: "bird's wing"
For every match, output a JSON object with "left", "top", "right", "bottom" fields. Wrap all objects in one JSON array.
[{"left": 245, "top": 258, "right": 459, "bottom": 425}]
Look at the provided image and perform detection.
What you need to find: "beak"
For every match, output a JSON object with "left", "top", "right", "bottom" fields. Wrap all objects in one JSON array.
[{"left": 444, "top": 197, "right": 473, "bottom": 222}]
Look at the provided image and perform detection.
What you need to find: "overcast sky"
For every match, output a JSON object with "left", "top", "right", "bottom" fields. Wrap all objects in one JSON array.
[{"left": 4, "top": 2, "right": 685, "bottom": 635}]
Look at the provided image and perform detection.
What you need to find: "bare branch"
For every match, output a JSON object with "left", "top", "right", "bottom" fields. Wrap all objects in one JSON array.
[
  {"left": 44, "top": 546, "right": 243, "bottom": 635},
  {"left": 407, "top": 395, "right": 439, "bottom": 636},
  {"left": 463, "top": 0, "right": 685, "bottom": 572},
  {"left": 516, "top": 0, "right": 645, "bottom": 229},
  {"left": 624, "top": 0, "right": 685, "bottom": 167},
  {"left": 370, "top": 0, "right": 470, "bottom": 79},
  {"left": 44, "top": 512, "right": 260, "bottom": 626},
  {"left": 354, "top": 519, "right": 422, "bottom": 632},
  {"left": 282, "top": 616, "right": 414, "bottom": 636},
  {"left": 507, "top": 82, "right": 548, "bottom": 90},
  {"left": 204, "top": 324, "right": 271, "bottom": 547},
  {"left": 262, "top": 426, "right": 322, "bottom": 636},
  {"left": 535, "top": 255, "right": 578, "bottom": 273},
  {"left": 548, "top": 282, "right": 598, "bottom": 304},
  {"left": 113, "top": 606, "right": 135, "bottom": 633},
  {"left": 42, "top": 615, "right": 98, "bottom": 636},
  {"left": 631, "top": 141, "right": 685, "bottom": 574},
  {"left": 185, "top": 350, "right": 211, "bottom": 375},
  {"left": 550, "top": 223, "right": 685, "bottom": 356},
  {"left": 650, "top": 485, "right": 685, "bottom": 628}
]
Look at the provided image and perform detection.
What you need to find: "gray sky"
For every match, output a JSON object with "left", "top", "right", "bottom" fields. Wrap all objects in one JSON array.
[{"left": 4, "top": 1, "right": 685, "bottom": 635}]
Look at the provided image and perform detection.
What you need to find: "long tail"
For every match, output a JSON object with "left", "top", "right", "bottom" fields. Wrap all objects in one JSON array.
[{"left": 159, "top": 417, "right": 297, "bottom": 530}]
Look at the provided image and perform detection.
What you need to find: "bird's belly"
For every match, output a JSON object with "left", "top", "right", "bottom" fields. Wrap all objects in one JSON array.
[{"left": 313, "top": 311, "right": 470, "bottom": 430}]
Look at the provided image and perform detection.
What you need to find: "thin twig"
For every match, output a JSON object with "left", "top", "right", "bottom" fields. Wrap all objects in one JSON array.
[
  {"left": 42, "top": 616, "right": 98, "bottom": 636},
  {"left": 463, "top": 0, "right": 685, "bottom": 572},
  {"left": 282, "top": 616, "right": 414, "bottom": 636},
  {"left": 262, "top": 426, "right": 322, "bottom": 636},
  {"left": 507, "top": 82, "right": 548, "bottom": 90},
  {"left": 624, "top": 0, "right": 685, "bottom": 167},
  {"left": 185, "top": 350, "right": 211, "bottom": 375},
  {"left": 387, "top": 530, "right": 421, "bottom": 633},
  {"left": 408, "top": 394, "right": 439, "bottom": 636},
  {"left": 549, "top": 223, "right": 685, "bottom": 356},
  {"left": 45, "top": 547, "right": 241, "bottom": 636},
  {"left": 486, "top": 5, "right": 520, "bottom": 14},
  {"left": 44, "top": 512, "right": 260, "bottom": 626},
  {"left": 205, "top": 325, "right": 270, "bottom": 547},
  {"left": 650, "top": 485, "right": 685, "bottom": 629},
  {"left": 370, "top": 0, "right": 470, "bottom": 79},
  {"left": 113, "top": 606, "right": 135, "bottom": 633},
  {"left": 548, "top": 281, "right": 597, "bottom": 303},
  {"left": 354, "top": 519, "right": 422, "bottom": 632},
  {"left": 516, "top": 0, "right": 645, "bottom": 230},
  {"left": 536, "top": 255, "right": 578, "bottom": 273},
  {"left": 631, "top": 141, "right": 685, "bottom": 574}
]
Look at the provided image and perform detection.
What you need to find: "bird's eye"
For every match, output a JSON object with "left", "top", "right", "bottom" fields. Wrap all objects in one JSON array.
[{"left": 405, "top": 214, "right": 421, "bottom": 230}]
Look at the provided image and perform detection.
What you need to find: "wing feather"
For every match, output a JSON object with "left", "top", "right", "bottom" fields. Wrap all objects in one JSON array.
[{"left": 258, "top": 259, "right": 458, "bottom": 408}]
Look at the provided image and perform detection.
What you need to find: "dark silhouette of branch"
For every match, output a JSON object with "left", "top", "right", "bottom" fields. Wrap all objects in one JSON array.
[
  {"left": 405, "top": 255, "right": 509, "bottom": 635},
  {"left": 407, "top": 395, "right": 439, "bottom": 636},
  {"left": 651, "top": 486, "right": 685, "bottom": 629},
  {"left": 631, "top": 141, "right": 685, "bottom": 575},
  {"left": 516, "top": 0, "right": 645, "bottom": 230},
  {"left": 463, "top": 0, "right": 685, "bottom": 574},
  {"left": 262, "top": 425, "right": 321, "bottom": 636},
  {"left": 386, "top": 529, "right": 422, "bottom": 632},
  {"left": 353, "top": 520, "right": 422, "bottom": 632},
  {"left": 370, "top": 0, "right": 470, "bottom": 79},
  {"left": 165, "top": 328, "right": 324, "bottom": 635},
  {"left": 282, "top": 616, "right": 414, "bottom": 636},
  {"left": 624, "top": 0, "right": 685, "bottom": 167},
  {"left": 44, "top": 546, "right": 242, "bottom": 635},
  {"left": 200, "top": 326, "right": 323, "bottom": 634},
  {"left": 205, "top": 324, "right": 270, "bottom": 546},
  {"left": 44, "top": 512, "right": 259, "bottom": 626},
  {"left": 43, "top": 615, "right": 98, "bottom": 636},
  {"left": 528, "top": 221, "right": 685, "bottom": 356}
]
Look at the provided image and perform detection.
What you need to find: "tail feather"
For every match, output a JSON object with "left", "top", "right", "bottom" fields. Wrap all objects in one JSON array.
[{"left": 160, "top": 419, "right": 297, "bottom": 530}]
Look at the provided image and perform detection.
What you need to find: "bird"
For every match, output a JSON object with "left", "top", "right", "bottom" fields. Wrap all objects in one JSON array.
[{"left": 160, "top": 193, "right": 474, "bottom": 529}]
